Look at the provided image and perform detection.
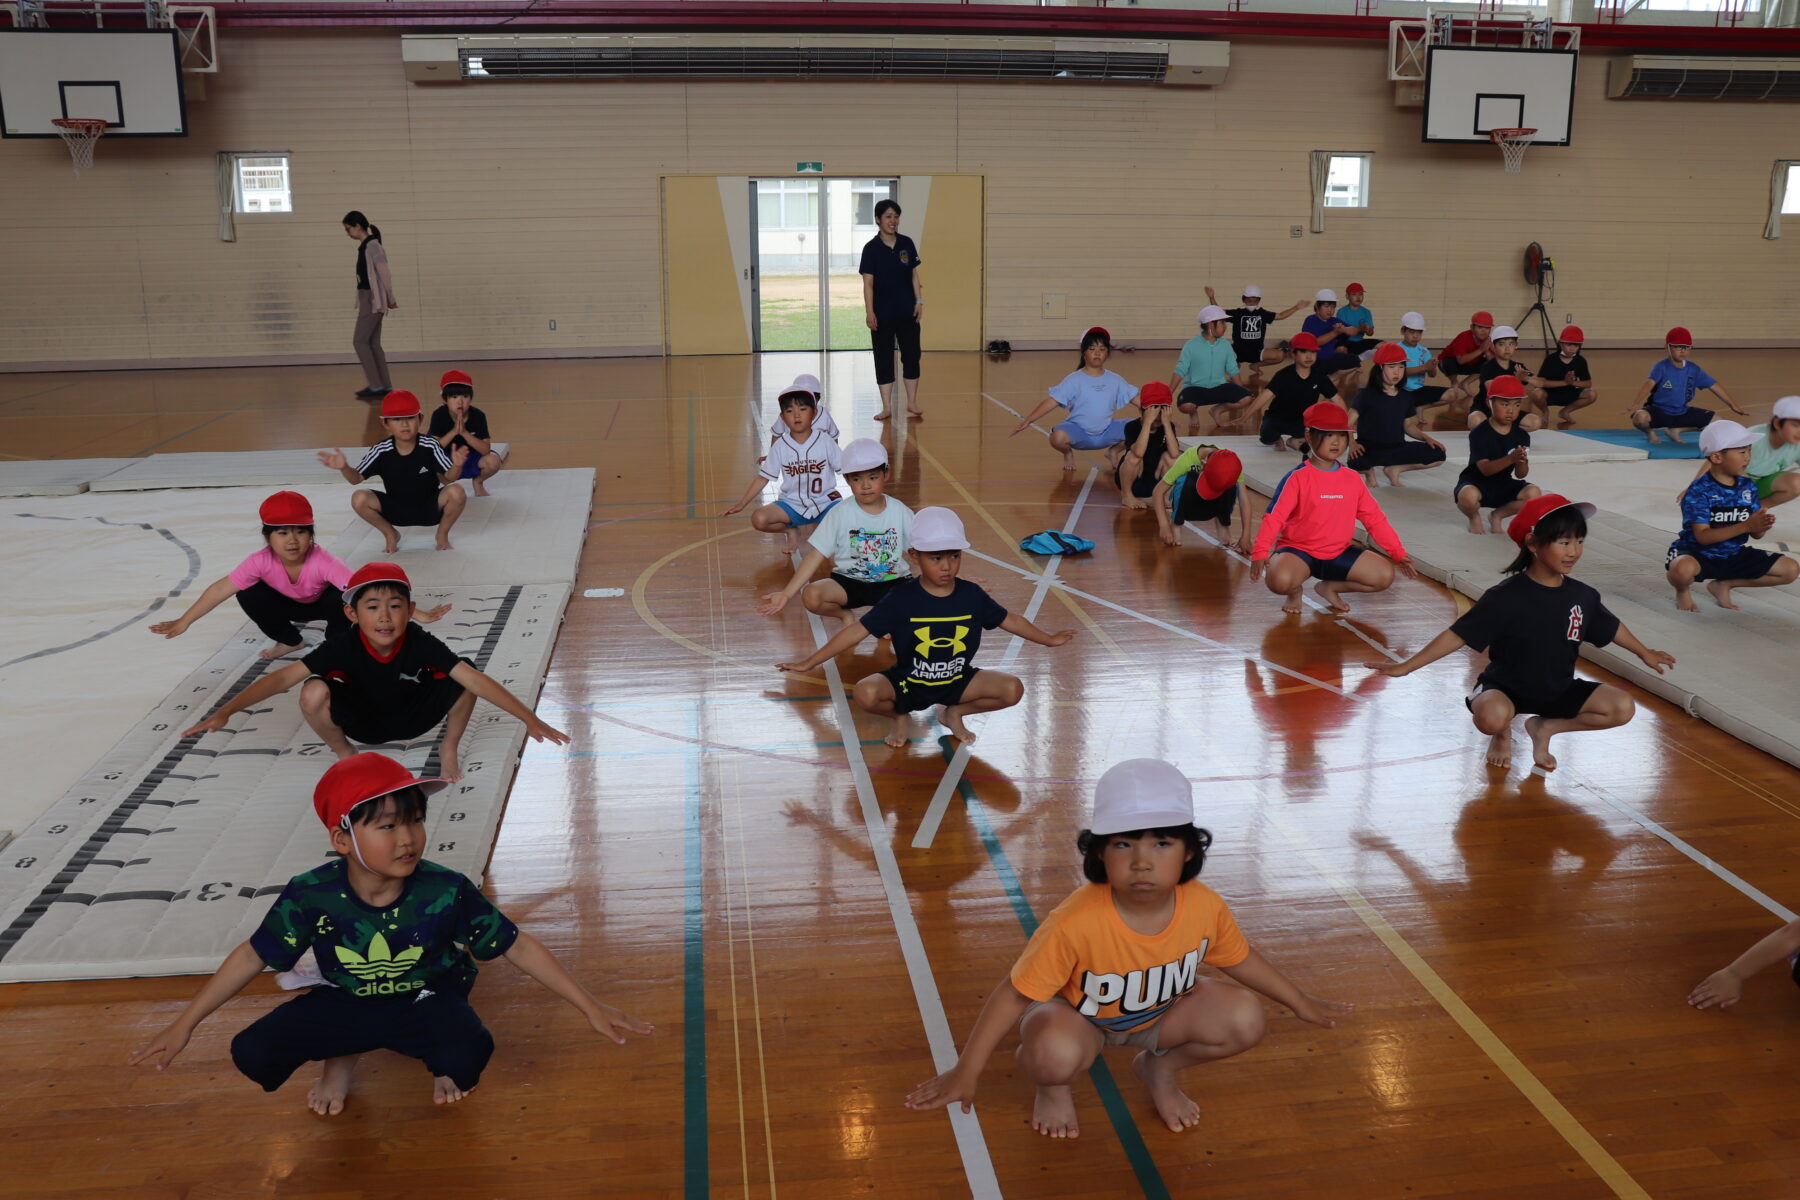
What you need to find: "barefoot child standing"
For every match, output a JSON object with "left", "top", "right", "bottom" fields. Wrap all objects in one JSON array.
[
  {"left": 1369, "top": 494, "right": 1676, "bottom": 775},
  {"left": 129, "top": 753, "right": 649, "bottom": 1113},
  {"left": 319, "top": 391, "right": 468, "bottom": 553},
  {"left": 904, "top": 758, "right": 1349, "bottom": 1138},
  {"left": 758, "top": 438, "right": 912, "bottom": 628},
  {"left": 1251, "top": 402, "right": 1416, "bottom": 614},
  {"left": 1454, "top": 377, "right": 1541, "bottom": 536},
  {"left": 775, "top": 507, "right": 1074, "bottom": 747},
  {"left": 1665, "top": 420, "right": 1799, "bottom": 612},
  {"left": 149, "top": 491, "right": 352, "bottom": 660}
]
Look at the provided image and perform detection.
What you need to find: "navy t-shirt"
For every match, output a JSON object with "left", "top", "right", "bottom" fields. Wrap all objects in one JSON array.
[
  {"left": 1352, "top": 387, "right": 1416, "bottom": 446},
  {"left": 858, "top": 234, "right": 922, "bottom": 320},
  {"left": 1465, "top": 420, "right": 1530, "bottom": 475},
  {"left": 859, "top": 578, "right": 1007, "bottom": 691},
  {"left": 1301, "top": 314, "right": 1350, "bottom": 350},
  {"left": 427, "top": 404, "right": 491, "bottom": 454}
]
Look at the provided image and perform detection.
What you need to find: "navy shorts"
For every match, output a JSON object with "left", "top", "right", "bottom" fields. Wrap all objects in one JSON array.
[
  {"left": 882, "top": 665, "right": 981, "bottom": 714},
  {"left": 455, "top": 448, "right": 489, "bottom": 479},
  {"left": 1178, "top": 383, "right": 1250, "bottom": 410},
  {"left": 1456, "top": 469, "right": 1529, "bottom": 511},
  {"left": 1640, "top": 405, "right": 1714, "bottom": 430},
  {"left": 1666, "top": 544, "right": 1785, "bottom": 583},
  {"left": 1274, "top": 545, "right": 1364, "bottom": 582},
  {"left": 1466, "top": 678, "right": 1601, "bottom": 721}
]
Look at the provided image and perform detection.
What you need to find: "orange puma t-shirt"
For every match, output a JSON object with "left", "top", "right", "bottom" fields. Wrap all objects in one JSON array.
[{"left": 1010, "top": 880, "right": 1250, "bottom": 1033}]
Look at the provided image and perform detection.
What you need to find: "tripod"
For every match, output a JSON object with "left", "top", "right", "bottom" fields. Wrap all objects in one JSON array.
[{"left": 1518, "top": 264, "right": 1557, "bottom": 350}]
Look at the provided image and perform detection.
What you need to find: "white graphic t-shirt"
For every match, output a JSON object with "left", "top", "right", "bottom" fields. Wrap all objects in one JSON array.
[{"left": 808, "top": 496, "right": 914, "bottom": 583}]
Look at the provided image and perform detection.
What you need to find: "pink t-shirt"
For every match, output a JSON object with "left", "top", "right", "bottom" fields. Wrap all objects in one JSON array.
[{"left": 228, "top": 546, "right": 353, "bottom": 603}]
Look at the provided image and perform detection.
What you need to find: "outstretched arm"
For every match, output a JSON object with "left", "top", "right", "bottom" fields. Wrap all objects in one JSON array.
[
  {"left": 449, "top": 663, "right": 571, "bottom": 744},
  {"left": 997, "top": 611, "right": 1076, "bottom": 647},
  {"left": 759, "top": 549, "right": 829, "bottom": 616},
  {"left": 1706, "top": 383, "right": 1747, "bottom": 416},
  {"left": 1276, "top": 300, "right": 1308, "bottom": 320},
  {"left": 1626, "top": 379, "right": 1655, "bottom": 413},
  {"left": 1218, "top": 948, "right": 1351, "bottom": 1028},
  {"left": 1012, "top": 397, "right": 1061, "bottom": 435},
  {"left": 1690, "top": 918, "right": 1800, "bottom": 1010},
  {"left": 904, "top": 977, "right": 1034, "bottom": 1113},
  {"left": 1610, "top": 623, "right": 1675, "bottom": 673},
  {"left": 503, "top": 931, "right": 653, "bottom": 1043},
  {"left": 128, "top": 940, "right": 268, "bottom": 1070},
  {"left": 150, "top": 576, "right": 239, "bottom": 638},
  {"left": 1367, "top": 627, "right": 1465, "bottom": 676},
  {"left": 721, "top": 474, "right": 769, "bottom": 517},
  {"left": 181, "top": 661, "right": 311, "bottom": 736},
  {"left": 777, "top": 619, "right": 871, "bottom": 673}
]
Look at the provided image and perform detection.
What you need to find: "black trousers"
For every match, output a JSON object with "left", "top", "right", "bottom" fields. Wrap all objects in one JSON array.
[
  {"left": 872, "top": 315, "right": 922, "bottom": 386},
  {"left": 235, "top": 582, "right": 349, "bottom": 645},
  {"left": 231, "top": 985, "right": 494, "bottom": 1092}
]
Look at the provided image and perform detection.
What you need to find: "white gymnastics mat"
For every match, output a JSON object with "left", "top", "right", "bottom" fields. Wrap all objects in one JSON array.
[
  {"left": 0, "top": 457, "right": 137, "bottom": 496},
  {"left": 0, "top": 582, "right": 570, "bottom": 982},
  {"left": 88, "top": 444, "right": 511, "bottom": 492}
]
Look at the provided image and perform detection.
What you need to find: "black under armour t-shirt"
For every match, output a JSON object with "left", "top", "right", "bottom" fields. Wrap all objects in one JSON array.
[{"left": 858, "top": 578, "right": 1008, "bottom": 690}]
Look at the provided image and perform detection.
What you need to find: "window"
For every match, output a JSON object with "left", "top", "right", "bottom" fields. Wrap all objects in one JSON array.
[
  {"left": 850, "top": 178, "right": 890, "bottom": 227},
  {"left": 756, "top": 179, "right": 819, "bottom": 231},
  {"left": 232, "top": 154, "right": 291, "bottom": 214},
  {"left": 1323, "top": 154, "right": 1370, "bottom": 208},
  {"left": 1784, "top": 162, "right": 1800, "bottom": 215}
]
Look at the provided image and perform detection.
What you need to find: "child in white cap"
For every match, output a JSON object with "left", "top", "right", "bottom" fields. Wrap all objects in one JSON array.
[
  {"left": 759, "top": 437, "right": 913, "bottom": 627},
  {"left": 1396, "top": 311, "right": 1451, "bottom": 420},
  {"left": 1469, "top": 326, "right": 1542, "bottom": 432},
  {"left": 1205, "top": 283, "right": 1306, "bottom": 386},
  {"left": 1745, "top": 395, "right": 1800, "bottom": 510},
  {"left": 776, "top": 507, "right": 1074, "bottom": 747},
  {"left": 905, "top": 758, "right": 1349, "bottom": 1138},
  {"left": 1666, "top": 420, "right": 1799, "bottom": 612},
  {"left": 1169, "top": 305, "right": 1252, "bottom": 437},
  {"left": 1012, "top": 328, "right": 1139, "bottom": 473},
  {"left": 766, "top": 373, "right": 838, "bottom": 443},
  {"left": 723, "top": 385, "right": 841, "bottom": 554}
]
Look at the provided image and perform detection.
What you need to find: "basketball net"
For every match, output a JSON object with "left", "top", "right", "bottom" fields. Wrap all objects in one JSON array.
[
  {"left": 50, "top": 118, "right": 107, "bottom": 177},
  {"left": 1490, "top": 127, "right": 1536, "bottom": 174}
]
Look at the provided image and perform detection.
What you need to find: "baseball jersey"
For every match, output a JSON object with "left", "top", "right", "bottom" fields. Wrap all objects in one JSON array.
[
  {"left": 1675, "top": 473, "right": 1761, "bottom": 562},
  {"left": 1010, "top": 880, "right": 1250, "bottom": 1033},
  {"left": 759, "top": 429, "right": 842, "bottom": 520},
  {"left": 357, "top": 438, "right": 454, "bottom": 507}
]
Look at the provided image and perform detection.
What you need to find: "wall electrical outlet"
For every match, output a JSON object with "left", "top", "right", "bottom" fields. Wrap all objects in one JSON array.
[
  {"left": 1564, "top": 313, "right": 1571, "bottom": 325},
  {"left": 548, "top": 319, "right": 557, "bottom": 331},
  {"left": 1290, "top": 225, "right": 1304, "bottom": 239}
]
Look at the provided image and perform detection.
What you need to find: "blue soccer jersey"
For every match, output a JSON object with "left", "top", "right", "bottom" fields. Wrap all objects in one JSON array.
[
  {"left": 1675, "top": 474, "right": 1760, "bottom": 561},
  {"left": 1646, "top": 359, "right": 1717, "bottom": 414}
]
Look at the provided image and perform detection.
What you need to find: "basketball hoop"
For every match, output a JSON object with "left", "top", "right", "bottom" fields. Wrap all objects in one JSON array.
[
  {"left": 50, "top": 117, "right": 107, "bottom": 177},
  {"left": 1489, "top": 127, "right": 1536, "bottom": 174}
]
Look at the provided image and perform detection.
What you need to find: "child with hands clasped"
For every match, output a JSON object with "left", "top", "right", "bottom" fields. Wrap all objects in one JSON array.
[
  {"left": 776, "top": 508, "right": 1074, "bottom": 747},
  {"left": 1013, "top": 327, "right": 1139, "bottom": 472},
  {"left": 904, "top": 759, "right": 1349, "bottom": 1138},
  {"left": 150, "top": 491, "right": 352, "bottom": 661},
  {"left": 1666, "top": 421, "right": 1799, "bottom": 612},
  {"left": 320, "top": 391, "right": 467, "bottom": 553},
  {"left": 181, "top": 563, "right": 566, "bottom": 781},
  {"left": 1370, "top": 495, "right": 1676, "bottom": 775},
  {"left": 1455, "top": 377, "right": 1541, "bottom": 536},
  {"left": 759, "top": 438, "right": 912, "bottom": 627},
  {"left": 1251, "top": 402, "right": 1417, "bottom": 615},
  {"left": 1113, "top": 383, "right": 1181, "bottom": 510},
  {"left": 723, "top": 384, "right": 841, "bottom": 554},
  {"left": 1628, "top": 326, "right": 1747, "bottom": 444},
  {"left": 428, "top": 370, "right": 503, "bottom": 497},
  {"left": 129, "top": 753, "right": 649, "bottom": 1114}
]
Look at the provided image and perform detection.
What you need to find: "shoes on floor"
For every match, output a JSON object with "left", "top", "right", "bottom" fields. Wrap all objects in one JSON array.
[{"left": 355, "top": 387, "right": 392, "bottom": 399}]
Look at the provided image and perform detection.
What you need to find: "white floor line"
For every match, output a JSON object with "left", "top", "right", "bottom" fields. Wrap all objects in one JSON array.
[
  {"left": 979, "top": 391, "right": 1044, "bottom": 433},
  {"left": 910, "top": 469, "right": 1097, "bottom": 851},
  {"left": 797, "top": 590, "right": 1003, "bottom": 1198}
]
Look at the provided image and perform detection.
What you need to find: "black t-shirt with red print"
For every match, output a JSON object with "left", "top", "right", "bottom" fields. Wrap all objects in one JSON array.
[{"left": 1449, "top": 573, "right": 1619, "bottom": 702}]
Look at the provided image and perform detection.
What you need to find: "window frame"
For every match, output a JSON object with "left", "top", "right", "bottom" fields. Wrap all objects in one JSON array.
[
  {"left": 1783, "top": 162, "right": 1800, "bottom": 216},
  {"left": 1322, "top": 153, "right": 1372, "bottom": 210},
  {"left": 227, "top": 152, "right": 294, "bottom": 215}
]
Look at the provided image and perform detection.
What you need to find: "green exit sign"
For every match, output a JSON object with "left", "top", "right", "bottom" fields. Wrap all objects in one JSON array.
[{"left": 796, "top": 161, "right": 823, "bottom": 174}]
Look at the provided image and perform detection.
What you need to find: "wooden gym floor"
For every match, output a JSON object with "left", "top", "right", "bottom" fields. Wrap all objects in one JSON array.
[{"left": 2, "top": 347, "right": 1799, "bottom": 1200}]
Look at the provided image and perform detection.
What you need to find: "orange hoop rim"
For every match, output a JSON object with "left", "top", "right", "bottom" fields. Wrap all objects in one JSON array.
[
  {"left": 1488, "top": 127, "right": 1537, "bottom": 142},
  {"left": 51, "top": 117, "right": 109, "bottom": 134}
]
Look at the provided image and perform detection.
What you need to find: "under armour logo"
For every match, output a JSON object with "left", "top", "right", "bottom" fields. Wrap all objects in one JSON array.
[{"left": 914, "top": 624, "right": 970, "bottom": 658}]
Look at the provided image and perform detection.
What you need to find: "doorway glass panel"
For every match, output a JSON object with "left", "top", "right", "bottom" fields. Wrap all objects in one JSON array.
[
  {"left": 827, "top": 178, "right": 894, "bottom": 350},
  {"left": 755, "top": 178, "right": 822, "bottom": 351}
]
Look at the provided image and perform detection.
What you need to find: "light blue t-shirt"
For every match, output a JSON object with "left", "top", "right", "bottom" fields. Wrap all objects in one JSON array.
[
  {"left": 1173, "top": 335, "right": 1239, "bottom": 389},
  {"left": 1338, "top": 305, "right": 1373, "bottom": 336},
  {"left": 1049, "top": 370, "right": 1139, "bottom": 435},
  {"left": 1401, "top": 342, "right": 1433, "bottom": 392},
  {"left": 1646, "top": 359, "right": 1717, "bottom": 414}
]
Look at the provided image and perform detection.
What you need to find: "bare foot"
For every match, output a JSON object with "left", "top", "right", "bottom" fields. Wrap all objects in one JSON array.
[
  {"left": 941, "top": 707, "right": 978, "bottom": 746},
  {"left": 260, "top": 641, "right": 304, "bottom": 660},
  {"left": 439, "top": 746, "right": 463, "bottom": 782},
  {"left": 1467, "top": 514, "right": 1487, "bottom": 535},
  {"left": 1030, "top": 1085, "right": 1080, "bottom": 1138},
  {"left": 1132, "top": 1051, "right": 1202, "bottom": 1133},
  {"left": 873, "top": 408, "right": 893, "bottom": 422},
  {"left": 433, "top": 1075, "right": 473, "bottom": 1105},
  {"left": 1280, "top": 591, "right": 1304, "bottom": 615},
  {"left": 436, "top": 533, "right": 454, "bottom": 551},
  {"left": 1484, "top": 730, "right": 1513, "bottom": 768},
  {"left": 1674, "top": 588, "right": 1699, "bottom": 613},
  {"left": 1523, "top": 716, "right": 1558, "bottom": 775},
  {"left": 906, "top": 405, "right": 925, "bottom": 419},
  {"left": 1667, "top": 429, "right": 1686, "bottom": 444},
  {"left": 1382, "top": 466, "right": 1407, "bottom": 487},
  {"left": 1188, "top": 420, "right": 1202, "bottom": 438},
  {"left": 883, "top": 717, "right": 909, "bottom": 749},
  {"left": 1209, "top": 404, "right": 1233, "bottom": 427},
  {"left": 1706, "top": 580, "right": 1741, "bottom": 610},
  {"left": 1488, "top": 511, "right": 1507, "bottom": 534},
  {"left": 1313, "top": 581, "right": 1350, "bottom": 614},
  {"left": 1122, "top": 498, "right": 1148, "bottom": 511},
  {"left": 1645, "top": 428, "right": 1663, "bottom": 445},
  {"left": 307, "top": 1056, "right": 356, "bottom": 1116},
  {"left": 473, "top": 482, "right": 489, "bottom": 497},
  {"left": 1061, "top": 454, "right": 1076, "bottom": 472},
  {"left": 383, "top": 536, "right": 401, "bottom": 554}
]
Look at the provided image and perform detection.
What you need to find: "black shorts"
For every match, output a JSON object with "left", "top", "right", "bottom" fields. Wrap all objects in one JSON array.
[
  {"left": 1541, "top": 385, "right": 1590, "bottom": 407},
  {"left": 828, "top": 572, "right": 904, "bottom": 611},
  {"left": 1172, "top": 481, "right": 1238, "bottom": 527},
  {"left": 324, "top": 677, "right": 464, "bottom": 745},
  {"left": 373, "top": 489, "right": 443, "bottom": 528},
  {"left": 882, "top": 665, "right": 980, "bottom": 714},
  {"left": 1178, "top": 383, "right": 1250, "bottom": 409},
  {"left": 1456, "top": 469, "right": 1529, "bottom": 510},
  {"left": 1316, "top": 351, "right": 1361, "bottom": 374},
  {"left": 1640, "top": 406, "right": 1714, "bottom": 430},
  {"left": 1348, "top": 440, "right": 1446, "bottom": 472},
  {"left": 1408, "top": 385, "right": 1449, "bottom": 408},
  {"left": 1465, "top": 678, "right": 1600, "bottom": 721},
  {"left": 1274, "top": 545, "right": 1363, "bottom": 582},
  {"left": 1341, "top": 338, "right": 1374, "bottom": 357},
  {"left": 1665, "top": 544, "right": 1786, "bottom": 583},
  {"left": 1260, "top": 413, "right": 1305, "bottom": 445},
  {"left": 1231, "top": 342, "right": 1268, "bottom": 364}
]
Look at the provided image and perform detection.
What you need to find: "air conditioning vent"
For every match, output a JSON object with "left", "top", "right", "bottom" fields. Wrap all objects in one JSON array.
[{"left": 1608, "top": 55, "right": 1800, "bottom": 100}]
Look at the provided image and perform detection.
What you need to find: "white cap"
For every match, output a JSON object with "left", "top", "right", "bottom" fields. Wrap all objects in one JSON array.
[
  {"left": 1773, "top": 395, "right": 1800, "bottom": 421},
  {"left": 910, "top": 507, "right": 969, "bottom": 552},
  {"left": 1090, "top": 759, "right": 1195, "bottom": 835},
  {"left": 782, "top": 373, "right": 823, "bottom": 398},
  {"left": 1314, "top": 288, "right": 1338, "bottom": 303},
  {"left": 1197, "top": 304, "right": 1229, "bottom": 325},
  {"left": 1401, "top": 311, "right": 1426, "bottom": 331},
  {"left": 1490, "top": 325, "right": 1520, "bottom": 341},
  {"left": 1699, "top": 420, "right": 1756, "bottom": 457},
  {"left": 1242, "top": 285, "right": 1263, "bottom": 299},
  {"left": 839, "top": 437, "right": 887, "bottom": 474}
]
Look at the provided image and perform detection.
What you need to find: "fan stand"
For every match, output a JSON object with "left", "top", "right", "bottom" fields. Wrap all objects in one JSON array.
[
  {"left": 1518, "top": 241, "right": 1558, "bottom": 350},
  {"left": 1518, "top": 289, "right": 1557, "bottom": 350}
]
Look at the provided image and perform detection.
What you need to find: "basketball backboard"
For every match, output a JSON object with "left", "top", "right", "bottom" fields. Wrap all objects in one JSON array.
[
  {"left": 1421, "top": 46, "right": 1576, "bottom": 146},
  {"left": 0, "top": 29, "right": 187, "bottom": 138}
]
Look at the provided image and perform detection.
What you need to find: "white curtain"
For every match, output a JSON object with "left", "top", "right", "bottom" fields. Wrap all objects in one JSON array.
[
  {"left": 215, "top": 152, "right": 236, "bottom": 243},
  {"left": 1765, "top": 160, "right": 1795, "bottom": 241},
  {"left": 1310, "top": 150, "right": 1330, "bottom": 234}
]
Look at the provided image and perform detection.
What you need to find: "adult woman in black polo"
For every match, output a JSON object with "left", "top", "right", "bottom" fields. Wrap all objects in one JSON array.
[{"left": 859, "top": 200, "right": 924, "bottom": 420}]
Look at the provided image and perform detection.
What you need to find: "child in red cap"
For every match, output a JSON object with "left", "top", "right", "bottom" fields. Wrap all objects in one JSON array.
[
  {"left": 1437, "top": 311, "right": 1495, "bottom": 402},
  {"left": 181, "top": 563, "right": 564, "bottom": 780},
  {"left": 1370, "top": 495, "right": 1675, "bottom": 775},
  {"left": 1114, "top": 382, "right": 1180, "bottom": 509},
  {"left": 1231, "top": 331, "right": 1341, "bottom": 448},
  {"left": 1531, "top": 325, "right": 1597, "bottom": 426},
  {"left": 1627, "top": 327, "right": 1747, "bottom": 445},
  {"left": 318, "top": 390, "right": 468, "bottom": 552},
  {"left": 130, "top": 752, "right": 649, "bottom": 1113},
  {"left": 1346, "top": 342, "right": 1448, "bottom": 487},
  {"left": 1012, "top": 328, "right": 1140, "bottom": 472},
  {"left": 428, "top": 369, "right": 502, "bottom": 497},
  {"left": 1454, "top": 377, "right": 1541, "bottom": 536},
  {"left": 1251, "top": 401, "right": 1416, "bottom": 614},
  {"left": 1153, "top": 444, "right": 1250, "bottom": 553},
  {"left": 150, "top": 491, "right": 358, "bottom": 660}
]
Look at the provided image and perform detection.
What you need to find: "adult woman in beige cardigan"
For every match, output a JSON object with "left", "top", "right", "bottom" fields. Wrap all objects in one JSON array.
[{"left": 344, "top": 211, "right": 395, "bottom": 399}]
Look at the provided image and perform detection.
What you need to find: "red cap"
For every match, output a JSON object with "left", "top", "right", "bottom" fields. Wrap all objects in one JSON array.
[
  {"left": 343, "top": 561, "right": 411, "bottom": 606},
  {"left": 380, "top": 390, "right": 422, "bottom": 419},
  {"left": 1138, "top": 381, "right": 1172, "bottom": 407},
  {"left": 1508, "top": 493, "right": 1597, "bottom": 546},
  {"left": 258, "top": 490, "right": 313, "bottom": 526},
  {"left": 1289, "top": 332, "right": 1320, "bottom": 352},
  {"left": 313, "top": 752, "right": 448, "bottom": 831},
  {"left": 1303, "top": 401, "right": 1351, "bottom": 432},
  {"left": 1197, "top": 449, "right": 1241, "bottom": 500},
  {"left": 1470, "top": 311, "right": 1495, "bottom": 327},
  {"left": 1666, "top": 326, "right": 1693, "bottom": 347},
  {"left": 1558, "top": 325, "right": 1585, "bottom": 345},
  {"left": 1372, "top": 342, "right": 1409, "bottom": 366},
  {"left": 1487, "top": 375, "right": 1527, "bottom": 401},
  {"left": 1346, "top": 282, "right": 1365, "bottom": 295},
  {"left": 440, "top": 369, "right": 473, "bottom": 391},
  {"left": 1082, "top": 326, "right": 1111, "bottom": 347}
]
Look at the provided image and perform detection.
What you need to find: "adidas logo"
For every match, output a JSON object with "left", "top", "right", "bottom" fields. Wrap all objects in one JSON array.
[{"left": 336, "top": 931, "right": 424, "bottom": 996}]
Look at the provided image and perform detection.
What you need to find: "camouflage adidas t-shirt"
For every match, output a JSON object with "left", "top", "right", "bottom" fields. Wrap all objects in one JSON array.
[{"left": 250, "top": 858, "right": 518, "bottom": 999}]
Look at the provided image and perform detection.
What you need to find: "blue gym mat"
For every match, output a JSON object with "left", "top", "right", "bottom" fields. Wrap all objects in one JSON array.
[{"left": 1564, "top": 428, "right": 1701, "bottom": 459}]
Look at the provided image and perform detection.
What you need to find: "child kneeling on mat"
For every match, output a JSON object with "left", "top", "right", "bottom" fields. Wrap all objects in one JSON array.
[
  {"left": 904, "top": 759, "right": 1349, "bottom": 1138},
  {"left": 759, "top": 438, "right": 912, "bottom": 628},
  {"left": 181, "top": 563, "right": 568, "bottom": 780},
  {"left": 1627, "top": 326, "right": 1747, "bottom": 445},
  {"left": 1012, "top": 327, "right": 1139, "bottom": 473},
  {"left": 129, "top": 753, "right": 649, "bottom": 1113},
  {"left": 1347, "top": 342, "right": 1448, "bottom": 487},
  {"left": 1666, "top": 420, "right": 1800, "bottom": 612},
  {"left": 1370, "top": 494, "right": 1676, "bottom": 775},
  {"left": 722, "top": 384, "right": 841, "bottom": 555},
  {"left": 319, "top": 390, "right": 467, "bottom": 553},
  {"left": 1153, "top": 446, "right": 1249, "bottom": 554},
  {"left": 1251, "top": 401, "right": 1416, "bottom": 615},
  {"left": 429, "top": 370, "right": 503, "bottom": 497},
  {"left": 150, "top": 491, "right": 363, "bottom": 661},
  {"left": 775, "top": 507, "right": 1074, "bottom": 747}
]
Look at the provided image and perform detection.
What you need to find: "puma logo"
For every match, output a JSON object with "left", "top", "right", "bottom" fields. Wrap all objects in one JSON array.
[{"left": 398, "top": 669, "right": 424, "bottom": 683}]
